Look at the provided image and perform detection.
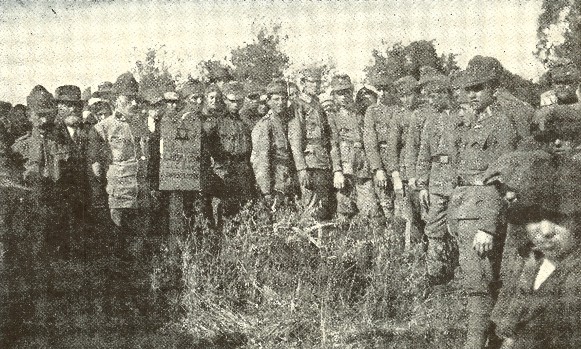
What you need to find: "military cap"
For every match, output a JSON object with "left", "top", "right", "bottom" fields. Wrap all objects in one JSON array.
[
  {"left": 244, "top": 81, "right": 265, "bottom": 100},
  {"left": 418, "top": 67, "right": 450, "bottom": 92},
  {"left": 0, "top": 101, "right": 12, "bottom": 115},
  {"left": 462, "top": 55, "right": 503, "bottom": 88},
  {"left": 301, "top": 68, "right": 322, "bottom": 82},
  {"left": 93, "top": 81, "right": 113, "bottom": 98},
  {"left": 330, "top": 74, "right": 354, "bottom": 92},
  {"left": 27, "top": 85, "right": 56, "bottom": 113},
  {"left": 548, "top": 62, "right": 581, "bottom": 84},
  {"left": 112, "top": 72, "right": 139, "bottom": 96},
  {"left": 222, "top": 81, "right": 245, "bottom": 101},
  {"left": 178, "top": 80, "right": 205, "bottom": 99},
  {"left": 265, "top": 80, "right": 288, "bottom": 96},
  {"left": 394, "top": 75, "right": 419, "bottom": 94},
  {"left": 55, "top": 85, "right": 83, "bottom": 104}
]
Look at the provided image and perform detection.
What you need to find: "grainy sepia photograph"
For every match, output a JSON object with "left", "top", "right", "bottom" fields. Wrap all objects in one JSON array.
[{"left": 1, "top": 0, "right": 580, "bottom": 348}]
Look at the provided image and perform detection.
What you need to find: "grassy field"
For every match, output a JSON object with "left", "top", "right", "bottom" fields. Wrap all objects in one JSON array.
[{"left": 173, "top": 203, "right": 469, "bottom": 348}]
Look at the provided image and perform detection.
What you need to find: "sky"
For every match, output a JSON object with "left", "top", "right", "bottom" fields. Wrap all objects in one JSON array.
[{"left": 0, "top": 0, "right": 548, "bottom": 104}]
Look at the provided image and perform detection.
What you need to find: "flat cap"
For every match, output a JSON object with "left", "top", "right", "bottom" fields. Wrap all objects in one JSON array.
[
  {"left": 27, "top": 85, "right": 56, "bottom": 113},
  {"left": 55, "top": 85, "right": 83, "bottom": 103},
  {"left": 330, "top": 74, "right": 353, "bottom": 92},
  {"left": 113, "top": 72, "right": 139, "bottom": 96},
  {"left": 178, "top": 80, "right": 205, "bottom": 99}
]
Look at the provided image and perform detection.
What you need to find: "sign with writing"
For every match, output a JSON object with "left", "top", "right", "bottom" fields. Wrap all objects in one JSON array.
[{"left": 158, "top": 112, "right": 202, "bottom": 191}]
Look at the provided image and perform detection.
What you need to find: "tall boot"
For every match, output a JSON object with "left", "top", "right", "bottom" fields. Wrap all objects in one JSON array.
[{"left": 464, "top": 295, "right": 493, "bottom": 349}]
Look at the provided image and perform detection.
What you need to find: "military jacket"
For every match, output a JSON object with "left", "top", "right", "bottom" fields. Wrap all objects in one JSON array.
[
  {"left": 362, "top": 103, "right": 398, "bottom": 174},
  {"left": 404, "top": 106, "right": 430, "bottom": 180},
  {"left": 250, "top": 110, "right": 295, "bottom": 195},
  {"left": 288, "top": 94, "right": 341, "bottom": 172},
  {"left": 91, "top": 113, "right": 148, "bottom": 209},
  {"left": 385, "top": 106, "right": 417, "bottom": 178},
  {"left": 496, "top": 88, "right": 534, "bottom": 141},
  {"left": 416, "top": 109, "right": 461, "bottom": 196},
  {"left": 328, "top": 105, "right": 371, "bottom": 178}
]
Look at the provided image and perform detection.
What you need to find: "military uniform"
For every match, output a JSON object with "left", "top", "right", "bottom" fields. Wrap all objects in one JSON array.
[
  {"left": 329, "top": 103, "right": 380, "bottom": 219},
  {"left": 288, "top": 93, "right": 340, "bottom": 221},
  {"left": 363, "top": 102, "right": 399, "bottom": 218},
  {"left": 449, "top": 55, "right": 521, "bottom": 349},
  {"left": 251, "top": 108, "right": 296, "bottom": 203}
]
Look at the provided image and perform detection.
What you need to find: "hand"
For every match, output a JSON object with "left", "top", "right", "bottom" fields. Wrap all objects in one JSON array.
[
  {"left": 374, "top": 169, "right": 387, "bottom": 188},
  {"left": 500, "top": 338, "right": 515, "bottom": 349},
  {"left": 419, "top": 189, "right": 430, "bottom": 209},
  {"left": 392, "top": 171, "right": 403, "bottom": 191},
  {"left": 298, "top": 169, "right": 310, "bottom": 188},
  {"left": 408, "top": 177, "right": 417, "bottom": 191},
  {"left": 333, "top": 171, "right": 345, "bottom": 190},
  {"left": 92, "top": 162, "right": 102, "bottom": 178},
  {"left": 540, "top": 90, "right": 558, "bottom": 107},
  {"left": 473, "top": 230, "right": 494, "bottom": 256}
]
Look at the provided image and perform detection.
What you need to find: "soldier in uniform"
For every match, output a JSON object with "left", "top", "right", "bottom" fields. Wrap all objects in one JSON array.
[
  {"left": 363, "top": 73, "right": 400, "bottom": 222},
  {"left": 288, "top": 68, "right": 341, "bottom": 222},
  {"left": 240, "top": 83, "right": 266, "bottom": 130},
  {"left": 328, "top": 74, "right": 381, "bottom": 220},
  {"left": 251, "top": 80, "right": 297, "bottom": 210},
  {"left": 539, "top": 60, "right": 580, "bottom": 107},
  {"left": 204, "top": 81, "right": 254, "bottom": 232},
  {"left": 415, "top": 72, "right": 460, "bottom": 286},
  {"left": 449, "top": 56, "right": 521, "bottom": 349},
  {"left": 355, "top": 86, "right": 378, "bottom": 116},
  {"left": 386, "top": 75, "right": 425, "bottom": 246},
  {"left": 89, "top": 72, "right": 148, "bottom": 257}
]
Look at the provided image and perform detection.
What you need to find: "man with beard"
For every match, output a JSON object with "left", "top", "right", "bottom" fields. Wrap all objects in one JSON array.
[
  {"left": 204, "top": 82, "right": 253, "bottom": 236},
  {"left": 328, "top": 74, "right": 380, "bottom": 220},
  {"left": 251, "top": 80, "right": 297, "bottom": 210},
  {"left": 449, "top": 56, "right": 521, "bottom": 349},
  {"left": 51, "top": 85, "right": 90, "bottom": 258},
  {"left": 288, "top": 68, "right": 341, "bottom": 222},
  {"left": 415, "top": 72, "right": 461, "bottom": 287}
]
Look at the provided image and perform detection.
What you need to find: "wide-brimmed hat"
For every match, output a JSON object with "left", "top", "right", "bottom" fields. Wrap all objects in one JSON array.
[
  {"left": 54, "top": 85, "right": 83, "bottom": 104},
  {"left": 93, "top": 81, "right": 114, "bottom": 98},
  {"left": 330, "top": 74, "right": 354, "bottom": 92},
  {"left": 112, "top": 72, "right": 139, "bottom": 96}
]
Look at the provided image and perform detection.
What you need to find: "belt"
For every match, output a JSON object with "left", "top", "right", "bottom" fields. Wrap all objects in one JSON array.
[{"left": 431, "top": 155, "right": 450, "bottom": 164}]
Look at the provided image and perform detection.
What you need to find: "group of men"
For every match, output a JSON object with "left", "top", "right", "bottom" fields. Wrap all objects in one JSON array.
[{"left": 1, "top": 53, "right": 581, "bottom": 349}]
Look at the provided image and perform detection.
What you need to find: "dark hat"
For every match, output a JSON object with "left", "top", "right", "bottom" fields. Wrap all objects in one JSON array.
[
  {"left": 265, "top": 80, "right": 288, "bottom": 96},
  {"left": 55, "top": 85, "right": 83, "bottom": 104},
  {"left": 394, "top": 75, "right": 419, "bottom": 94},
  {"left": 0, "top": 101, "right": 12, "bottom": 115},
  {"left": 531, "top": 105, "right": 581, "bottom": 143},
  {"left": 461, "top": 56, "right": 503, "bottom": 88},
  {"left": 222, "top": 81, "right": 245, "bottom": 101},
  {"left": 330, "top": 74, "right": 353, "bottom": 92},
  {"left": 178, "top": 80, "right": 205, "bottom": 99},
  {"left": 244, "top": 81, "right": 265, "bottom": 100},
  {"left": 27, "top": 85, "right": 56, "bottom": 113},
  {"left": 88, "top": 100, "right": 112, "bottom": 113},
  {"left": 484, "top": 150, "right": 581, "bottom": 224},
  {"left": 93, "top": 81, "right": 113, "bottom": 98},
  {"left": 548, "top": 62, "right": 581, "bottom": 84},
  {"left": 112, "top": 72, "right": 139, "bottom": 96},
  {"left": 418, "top": 67, "right": 450, "bottom": 92}
]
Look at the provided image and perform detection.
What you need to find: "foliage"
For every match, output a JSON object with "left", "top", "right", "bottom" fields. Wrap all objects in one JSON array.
[
  {"left": 536, "top": 0, "right": 581, "bottom": 67},
  {"left": 197, "top": 59, "right": 234, "bottom": 84},
  {"left": 230, "top": 24, "right": 290, "bottom": 86},
  {"left": 133, "top": 46, "right": 177, "bottom": 92}
]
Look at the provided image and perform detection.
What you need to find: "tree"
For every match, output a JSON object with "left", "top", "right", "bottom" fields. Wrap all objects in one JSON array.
[
  {"left": 536, "top": 0, "right": 581, "bottom": 67},
  {"left": 133, "top": 46, "right": 177, "bottom": 92},
  {"left": 196, "top": 59, "right": 233, "bottom": 84},
  {"left": 230, "top": 23, "right": 290, "bottom": 86}
]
